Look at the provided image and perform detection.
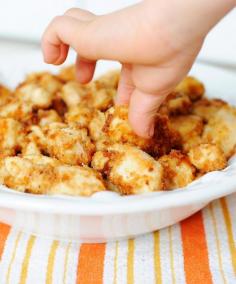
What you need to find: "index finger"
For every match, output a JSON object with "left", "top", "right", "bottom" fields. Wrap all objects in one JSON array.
[{"left": 41, "top": 15, "right": 87, "bottom": 64}]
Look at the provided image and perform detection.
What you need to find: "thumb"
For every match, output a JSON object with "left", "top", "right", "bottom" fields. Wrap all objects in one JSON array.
[{"left": 128, "top": 89, "right": 168, "bottom": 138}]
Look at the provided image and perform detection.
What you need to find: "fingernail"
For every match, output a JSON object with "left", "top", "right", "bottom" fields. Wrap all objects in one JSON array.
[{"left": 148, "top": 123, "right": 154, "bottom": 138}]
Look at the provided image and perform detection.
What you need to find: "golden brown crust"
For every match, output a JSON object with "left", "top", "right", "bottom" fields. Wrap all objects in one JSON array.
[
  {"left": 22, "top": 72, "right": 63, "bottom": 94},
  {"left": 58, "top": 65, "right": 76, "bottom": 82},
  {"left": 170, "top": 114, "right": 203, "bottom": 152},
  {"left": 202, "top": 106, "right": 236, "bottom": 158},
  {"left": 159, "top": 92, "right": 192, "bottom": 115},
  {"left": 192, "top": 98, "right": 227, "bottom": 121},
  {"left": 0, "top": 85, "right": 12, "bottom": 107},
  {"left": 99, "top": 106, "right": 181, "bottom": 157},
  {"left": 92, "top": 144, "right": 163, "bottom": 195},
  {"left": 175, "top": 76, "right": 205, "bottom": 101},
  {"left": 30, "top": 123, "right": 95, "bottom": 166},
  {"left": 188, "top": 143, "right": 226, "bottom": 173},
  {"left": 59, "top": 81, "right": 88, "bottom": 108},
  {"left": 159, "top": 150, "right": 196, "bottom": 190},
  {"left": 0, "top": 67, "right": 233, "bottom": 196},
  {"left": 65, "top": 104, "right": 94, "bottom": 129},
  {"left": 0, "top": 118, "right": 25, "bottom": 156},
  {"left": 0, "top": 156, "right": 105, "bottom": 196},
  {"left": 96, "top": 70, "right": 120, "bottom": 89}
]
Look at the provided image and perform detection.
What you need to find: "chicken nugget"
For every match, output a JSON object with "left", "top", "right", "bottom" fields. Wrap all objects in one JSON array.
[
  {"left": 59, "top": 81, "right": 88, "bottom": 108},
  {"left": 65, "top": 104, "right": 94, "bottom": 128},
  {"left": 33, "top": 123, "right": 95, "bottom": 165},
  {"left": 0, "top": 118, "right": 24, "bottom": 156},
  {"left": 23, "top": 72, "right": 63, "bottom": 94},
  {"left": 92, "top": 144, "right": 163, "bottom": 195},
  {"left": 0, "top": 155, "right": 105, "bottom": 196},
  {"left": 170, "top": 114, "right": 203, "bottom": 151},
  {"left": 159, "top": 92, "right": 192, "bottom": 115},
  {"left": 58, "top": 65, "right": 76, "bottom": 82},
  {"left": 175, "top": 76, "right": 205, "bottom": 101},
  {"left": 192, "top": 98, "right": 227, "bottom": 122},
  {"left": 102, "top": 106, "right": 181, "bottom": 156},
  {"left": 202, "top": 106, "right": 236, "bottom": 157},
  {"left": 0, "top": 85, "right": 12, "bottom": 107},
  {"left": 188, "top": 143, "right": 226, "bottom": 173},
  {"left": 159, "top": 150, "right": 196, "bottom": 189},
  {"left": 50, "top": 165, "right": 106, "bottom": 196},
  {"left": 88, "top": 110, "right": 106, "bottom": 141}
]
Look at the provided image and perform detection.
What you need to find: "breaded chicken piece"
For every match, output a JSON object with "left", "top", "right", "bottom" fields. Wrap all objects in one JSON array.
[
  {"left": 58, "top": 65, "right": 76, "bottom": 82},
  {"left": 0, "top": 99, "right": 34, "bottom": 122},
  {"left": 12, "top": 73, "right": 63, "bottom": 114},
  {"left": 50, "top": 165, "right": 106, "bottom": 196},
  {"left": 95, "top": 70, "right": 120, "bottom": 89},
  {"left": 88, "top": 110, "right": 106, "bottom": 142},
  {"left": 170, "top": 114, "right": 203, "bottom": 152},
  {"left": 92, "top": 144, "right": 163, "bottom": 195},
  {"left": 159, "top": 92, "right": 192, "bottom": 115},
  {"left": 0, "top": 156, "right": 55, "bottom": 193},
  {"left": 192, "top": 98, "right": 227, "bottom": 122},
  {"left": 188, "top": 143, "right": 226, "bottom": 173},
  {"left": 26, "top": 125, "right": 45, "bottom": 147},
  {"left": 202, "top": 106, "right": 236, "bottom": 157},
  {"left": 175, "top": 76, "right": 205, "bottom": 101},
  {"left": 159, "top": 150, "right": 196, "bottom": 190},
  {"left": 23, "top": 72, "right": 63, "bottom": 94},
  {"left": 37, "top": 109, "right": 62, "bottom": 127},
  {"left": 15, "top": 83, "right": 53, "bottom": 108},
  {"left": 23, "top": 154, "right": 61, "bottom": 167},
  {"left": 59, "top": 66, "right": 120, "bottom": 89},
  {"left": 60, "top": 79, "right": 115, "bottom": 111},
  {"left": 59, "top": 81, "right": 88, "bottom": 108},
  {"left": 51, "top": 95, "right": 68, "bottom": 117},
  {"left": 0, "top": 156, "right": 105, "bottom": 196},
  {"left": 0, "top": 85, "right": 12, "bottom": 107},
  {"left": 94, "top": 137, "right": 112, "bottom": 151},
  {"left": 101, "top": 106, "right": 181, "bottom": 156},
  {"left": 0, "top": 101, "right": 61, "bottom": 128},
  {"left": 65, "top": 104, "right": 93, "bottom": 128},
  {"left": 0, "top": 118, "right": 24, "bottom": 156},
  {"left": 29, "top": 123, "right": 95, "bottom": 165},
  {"left": 21, "top": 141, "right": 41, "bottom": 156},
  {"left": 85, "top": 82, "right": 116, "bottom": 111}
]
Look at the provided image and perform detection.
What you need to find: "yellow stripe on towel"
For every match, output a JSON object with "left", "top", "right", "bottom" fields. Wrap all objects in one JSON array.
[
  {"left": 127, "top": 239, "right": 135, "bottom": 284},
  {"left": 46, "top": 240, "right": 59, "bottom": 284},
  {"left": 19, "top": 235, "right": 36, "bottom": 284}
]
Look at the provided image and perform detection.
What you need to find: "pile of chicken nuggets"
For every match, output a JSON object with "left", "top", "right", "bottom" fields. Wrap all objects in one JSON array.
[{"left": 0, "top": 66, "right": 235, "bottom": 196}]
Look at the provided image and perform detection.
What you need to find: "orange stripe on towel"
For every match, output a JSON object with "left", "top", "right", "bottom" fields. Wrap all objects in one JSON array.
[
  {"left": 77, "top": 244, "right": 106, "bottom": 284},
  {"left": 181, "top": 211, "right": 213, "bottom": 284},
  {"left": 0, "top": 223, "right": 10, "bottom": 259}
]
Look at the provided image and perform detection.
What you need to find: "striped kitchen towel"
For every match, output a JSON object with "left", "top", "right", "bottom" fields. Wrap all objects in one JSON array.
[{"left": 0, "top": 194, "right": 235, "bottom": 284}]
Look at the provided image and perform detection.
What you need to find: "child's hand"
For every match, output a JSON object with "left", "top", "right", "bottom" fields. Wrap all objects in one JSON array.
[{"left": 42, "top": 0, "right": 235, "bottom": 138}]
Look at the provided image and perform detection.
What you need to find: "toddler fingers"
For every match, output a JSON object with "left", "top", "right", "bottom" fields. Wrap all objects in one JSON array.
[
  {"left": 116, "top": 64, "right": 134, "bottom": 106},
  {"left": 41, "top": 15, "right": 88, "bottom": 64},
  {"left": 53, "top": 44, "right": 69, "bottom": 65},
  {"left": 42, "top": 3, "right": 149, "bottom": 64},
  {"left": 128, "top": 89, "right": 167, "bottom": 138},
  {"left": 75, "top": 55, "right": 96, "bottom": 83}
]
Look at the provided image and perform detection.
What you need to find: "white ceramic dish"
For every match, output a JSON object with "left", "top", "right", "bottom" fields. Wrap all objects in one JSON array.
[{"left": 0, "top": 43, "right": 236, "bottom": 242}]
